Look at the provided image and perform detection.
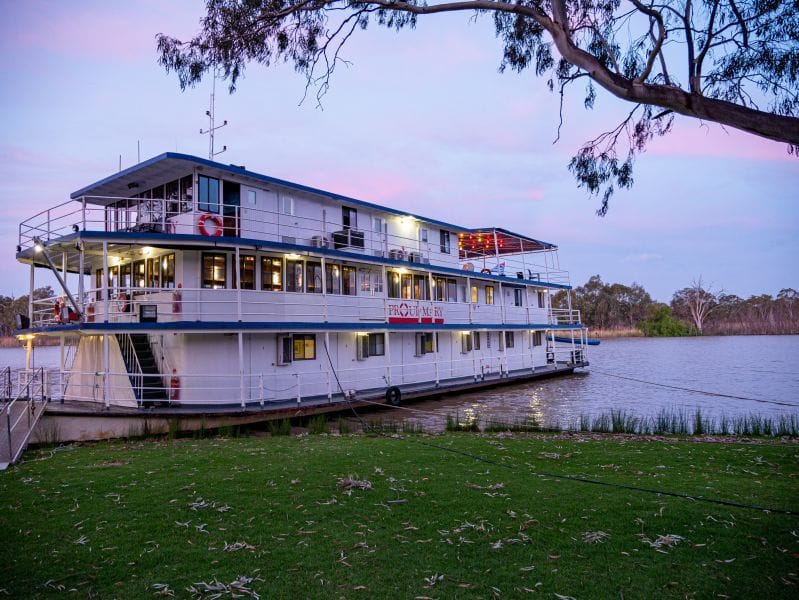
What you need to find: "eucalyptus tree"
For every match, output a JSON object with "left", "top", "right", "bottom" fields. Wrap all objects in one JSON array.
[{"left": 158, "top": 0, "right": 799, "bottom": 213}]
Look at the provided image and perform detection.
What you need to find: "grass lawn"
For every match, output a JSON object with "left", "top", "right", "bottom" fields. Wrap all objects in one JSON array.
[{"left": 1, "top": 433, "right": 797, "bottom": 598}]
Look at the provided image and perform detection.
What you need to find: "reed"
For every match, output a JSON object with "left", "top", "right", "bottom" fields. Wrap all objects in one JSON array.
[
  {"left": 307, "top": 415, "right": 329, "bottom": 435},
  {"left": 569, "top": 408, "right": 798, "bottom": 438}
]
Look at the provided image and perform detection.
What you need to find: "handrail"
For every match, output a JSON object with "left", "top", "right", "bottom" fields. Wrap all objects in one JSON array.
[
  {"left": 36, "top": 335, "right": 589, "bottom": 406},
  {"left": 17, "top": 194, "right": 567, "bottom": 285},
  {"left": 0, "top": 367, "right": 10, "bottom": 401},
  {"left": 3, "top": 367, "right": 46, "bottom": 467},
  {"left": 29, "top": 286, "right": 567, "bottom": 329},
  {"left": 116, "top": 334, "right": 144, "bottom": 402}
]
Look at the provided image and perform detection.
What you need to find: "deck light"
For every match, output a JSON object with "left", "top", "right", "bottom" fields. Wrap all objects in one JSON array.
[
  {"left": 33, "top": 239, "right": 44, "bottom": 253},
  {"left": 142, "top": 246, "right": 153, "bottom": 255}
]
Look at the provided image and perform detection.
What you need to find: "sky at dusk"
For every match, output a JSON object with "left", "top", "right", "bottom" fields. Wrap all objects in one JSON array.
[{"left": 1, "top": 0, "right": 797, "bottom": 302}]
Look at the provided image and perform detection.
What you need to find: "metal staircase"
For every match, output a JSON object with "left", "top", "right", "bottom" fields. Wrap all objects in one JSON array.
[
  {"left": 116, "top": 334, "right": 168, "bottom": 405},
  {"left": 1, "top": 368, "right": 48, "bottom": 470}
]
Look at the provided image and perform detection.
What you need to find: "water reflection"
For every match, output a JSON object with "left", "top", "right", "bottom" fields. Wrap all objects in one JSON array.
[{"left": 358, "top": 336, "right": 799, "bottom": 432}]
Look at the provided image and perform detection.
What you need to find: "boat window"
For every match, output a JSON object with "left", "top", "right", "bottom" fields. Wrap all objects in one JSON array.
[
  {"left": 387, "top": 271, "right": 401, "bottom": 298},
  {"left": 359, "top": 269, "right": 383, "bottom": 295},
  {"left": 471, "top": 285, "right": 479, "bottom": 304},
  {"left": 358, "top": 332, "right": 385, "bottom": 359},
  {"left": 514, "top": 288, "right": 524, "bottom": 307},
  {"left": 532, "top": 331, "right": 543, "bottom": 346},
  {"left": 446, "top": 279, "right": 457, "bottom": 302},
  {"left": 415, "top": 332, "right": 434, "bottom": 356},
  {"left": 342, "top": 266, "right": 357, "bottom": 296},
  {"left": 440, "top": 230, "right": 451, "bottom": 254},
  {"left": 286, "top": 259, "right": 303, "bottom": 293},
  {"left": 162, "top": 254, "right": 175, "bottom": 288},
  {"left": 505, "top": 331, "right": 515, "bottom": 348},
  {"left": 461, "top": 332, "right": 473, "bottom": 353},
  {"left": 419, "top": 228, "right": 428, "bottom": 244},
  {"left": 280, "top": 195, "right": 294, "bottom": 216},
  {"left": 537, "top": 291, "right": 546, "bottom": 308},
  {"left": 201, "top": 253, "right": 227, "bottom": 289},
  {"left": 474, "top": 331, "right": 481, "bottom": 350},
  {"left": 237, "top": 255, "right": 255, "bottom": 290},
  {"left": 109, "top": 265, "right": 119, "bottom": 292},
  {"left": 146, "top": 257, "right": 161, "bottom": 289},
  {"left": 95, "top": 269, "right": 102, "bottom": 295},
  {"left": 325, "top": 263, "right": 341, "bottom": 295},
  {"left": 261, "top": 257, "right": 283, "bottom": 291},
  {"left": 413, "top": 275, "right": 428, "bottom": 300},
  {"left": 198, "top": 175, "right": 220, "bottom": 214},
  {"left": 485, "top": 286, "right": 494, "bottom": 305},
  {"left": 180, "top": 175, "right": 193, "bottom": 213},
  {"left": 133, "top": 260, "right": 146, "bottom": 288},
  {"left": 368, "top": 333, "right": 385, "bottom": 356},
  {"left": 342, "top": 206, "right": 357, "bottom": 230},
  {"left": 120, "top": 262, "right": 132, "bottom": 290},
  {"left": 165, "top": 180, "right": 180, "bottom": 218},
  {"left": 432, "top": 277, "right": 446, "bottom": 302},
  {"left": 401, "top": 274, "right": 413, "bottom": 299},
  {"left": 306, "top": 262, "right": 323, "bottom": 293},
  {"left": 293, "top": 334, "right": 316, "bottom": 360}
]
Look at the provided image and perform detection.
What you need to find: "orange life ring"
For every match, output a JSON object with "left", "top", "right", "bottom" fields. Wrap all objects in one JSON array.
[
  {"left": 480, "top": 268, "right": 491, "bottom": 274},
  {"left": 198, "top": 213, "right": 223, "bottom": 236}
]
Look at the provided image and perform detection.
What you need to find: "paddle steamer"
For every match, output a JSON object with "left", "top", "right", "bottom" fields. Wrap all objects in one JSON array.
[{"left": 10, "top": 152, "right": 589, "bottom": 441}]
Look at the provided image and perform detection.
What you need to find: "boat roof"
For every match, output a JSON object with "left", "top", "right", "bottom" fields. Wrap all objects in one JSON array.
[{"left": 70, "top": 152, "right": 556, "bottom": 250}]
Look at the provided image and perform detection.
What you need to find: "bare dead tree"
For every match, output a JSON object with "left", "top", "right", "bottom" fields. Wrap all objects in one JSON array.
[{"left": 672, "top": 277, "right": 720, "bottom": 334}]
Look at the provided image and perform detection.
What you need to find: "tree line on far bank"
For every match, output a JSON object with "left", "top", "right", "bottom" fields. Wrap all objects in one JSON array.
[
  {"left": 0, "top": 287, "right": 54, "bottom": 338},
  {"left": 552, "top": 276, "right": 798, "bottom": 337}
]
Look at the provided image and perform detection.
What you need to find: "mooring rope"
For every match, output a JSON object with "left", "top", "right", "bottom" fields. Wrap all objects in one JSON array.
[
  {"left": 319, "top": 344, "right": 799, "bottom": 517},
  {"left": 590, "top": 369, "right": 799, "bottom": 408}
]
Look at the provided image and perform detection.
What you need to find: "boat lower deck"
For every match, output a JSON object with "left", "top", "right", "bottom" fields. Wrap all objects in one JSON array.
[{"left": 33, "top": 361, "right": 587, "bottom": 442}]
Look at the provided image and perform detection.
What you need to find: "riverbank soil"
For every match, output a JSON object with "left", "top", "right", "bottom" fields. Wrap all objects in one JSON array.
[{"left": 1, "top": 434, "right": 797, "bottom": 598}]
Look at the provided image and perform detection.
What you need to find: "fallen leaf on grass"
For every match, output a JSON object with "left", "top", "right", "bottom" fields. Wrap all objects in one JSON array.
[
  {"left": 223, "top": 541, "right": 256, "bottom": 552},
  {"left": 152, "top": 583, "right": 175, "bottom": 597},
  {"left": 337, "top": 475, "right": 372, "bottom": 495},
  {"left": 186, "top": 574, "right": 262, "bottom": 598},
  {"left": 582, "top": 531, "right": 610, "bottom": 544}
]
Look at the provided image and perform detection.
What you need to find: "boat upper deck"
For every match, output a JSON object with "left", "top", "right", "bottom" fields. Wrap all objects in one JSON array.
[{"left": 17, "top": 153, "right": 569, "bottom": 285}]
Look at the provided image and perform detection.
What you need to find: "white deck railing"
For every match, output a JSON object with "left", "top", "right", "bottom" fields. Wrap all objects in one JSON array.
[
  {"left": 19, "top": 195, "right": 569, "bottom": 284},
  {"left": 8, "top": 342, "right": 587, "bottom": 408},
  {"left": 30, "top": 287, "right": 581, "bottom": 330}
]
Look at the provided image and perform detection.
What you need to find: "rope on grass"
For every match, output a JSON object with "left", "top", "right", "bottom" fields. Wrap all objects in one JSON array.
[
  {"left": 591, "top": 369, "right": 798, "bottom": 408},
  {"left": 397, "top": 436, "right": 799, "bottom": 517},
  {"left": 319, "top": 341, "right": 799, "bottom": 517}
]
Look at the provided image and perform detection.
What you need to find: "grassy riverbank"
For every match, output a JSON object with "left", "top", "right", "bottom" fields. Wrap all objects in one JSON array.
[{"left": 2, "top": 433, "right": 797, "bottom": 598}]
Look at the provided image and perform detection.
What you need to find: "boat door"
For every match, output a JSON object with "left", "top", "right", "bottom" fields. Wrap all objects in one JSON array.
[
  {"left": 371, "top": 216, "right": 386, "bottom": 257},
  {"left": 240, "top": 186, "right": 278, "bottom": 240},
  {"left": 358, "top": 268, "right": 384, "bottom": 320}
]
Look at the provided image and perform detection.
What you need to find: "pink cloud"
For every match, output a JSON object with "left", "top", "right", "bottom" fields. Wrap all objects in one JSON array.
[{"left": 6, "top": 1, "right": 197, "bottom": 62}]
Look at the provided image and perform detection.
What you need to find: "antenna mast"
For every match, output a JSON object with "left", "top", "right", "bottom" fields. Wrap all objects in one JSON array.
[{"left": 200, "top": 72, "right": 228, "bottom": 159}]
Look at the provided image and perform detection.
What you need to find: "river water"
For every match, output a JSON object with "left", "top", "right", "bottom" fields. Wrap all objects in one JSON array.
[
  {"left": 372, "top": 335, "right": 799, "bottom": 430},
  {"left": 2, "top": 336, "right": 797, "bottom": 429}
]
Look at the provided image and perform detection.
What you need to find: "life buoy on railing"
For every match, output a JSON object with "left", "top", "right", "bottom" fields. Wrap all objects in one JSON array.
[
  {"left": 118, "top": 292, "right": 131, "bottom": 313},
  {"left": 480, "top": 268, "right": 492, "bottom": 274},
  {"left": 198, "top": 213, "right": 223, "bottom": 236}
]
